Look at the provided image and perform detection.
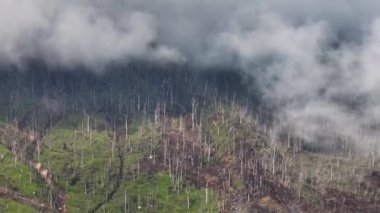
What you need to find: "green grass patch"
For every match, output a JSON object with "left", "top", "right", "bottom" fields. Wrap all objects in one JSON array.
[
  {"left": 0, "top": 198, "right": 41, "bottom": 213},
  {"left": 0, "top": 144, "right": 49, "bottom": 200},
  {"left": 37, "top": 115, "right": 120, "bottom": 212},
  {"left": 102, "top": 173, "right": 219, "bottom": 213}
]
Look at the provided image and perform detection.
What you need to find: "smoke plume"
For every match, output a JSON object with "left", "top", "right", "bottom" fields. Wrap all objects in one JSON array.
[{"left": 2, "top": 0, "right": 380, "bottom": 153}]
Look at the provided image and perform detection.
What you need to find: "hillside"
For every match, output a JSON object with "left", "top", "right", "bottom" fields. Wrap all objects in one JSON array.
[{"left": 0, "top": 66, "right": 379, "bottom": 212}]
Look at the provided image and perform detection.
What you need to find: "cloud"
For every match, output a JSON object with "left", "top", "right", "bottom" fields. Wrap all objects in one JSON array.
[
  {"left": 0, "top": 0, "right": 186, "bottom": 70},
  {"left": 1, "top": 0, "right": 380, "bottom": 68},
  {"left": 1, "top": 0, "right": 380, "bottom": 152},
  {"left": 215, "top": 10, "right": 380, "bottom": 153},
  {"left": 46, "top": 10, "right": 157, "bottom": 69},
  {"left": 151, "top": 46, "right": 187, "bottom": 63},
  {"left": 0, "top": 0, "right": 48, "bottom": 64}
]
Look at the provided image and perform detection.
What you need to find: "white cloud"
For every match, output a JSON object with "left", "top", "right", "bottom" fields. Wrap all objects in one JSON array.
[{"left": 1, "top": 0, "right": 380, "bottom": 152}]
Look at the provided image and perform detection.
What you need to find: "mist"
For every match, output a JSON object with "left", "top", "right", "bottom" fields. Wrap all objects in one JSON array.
[{"left": 1, "top": 0, "right": 380, "bottom": 154}]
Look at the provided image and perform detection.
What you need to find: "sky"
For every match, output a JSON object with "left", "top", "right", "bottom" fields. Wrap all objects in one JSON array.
[{"left": 1, "top": 0, "right": 380, "bottom": 152}]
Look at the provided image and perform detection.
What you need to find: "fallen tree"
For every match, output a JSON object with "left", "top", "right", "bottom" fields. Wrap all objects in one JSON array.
[{"left": 0, "top": 187, "right": 51, "bottom": 212}]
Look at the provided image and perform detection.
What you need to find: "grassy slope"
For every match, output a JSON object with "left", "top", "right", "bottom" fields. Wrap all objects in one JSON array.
[
  {"left": 0, "top": 198, "right": 40, "bottom": 213},
  {"left": 0, "top": 92, "right": 377, "bottom": 212},
  {"left": 0, "top": 145, "right": 49, "bottom": 200},
  {"left": 37, "top": 115, "right": 120, "bottom": 212},
  {"left": 99, "top": 114, "right": 219, "bottom": 212},
  {"left": 35, "top": 114, "right": 219, "bottom": 212},
  {"left": 103, "top": 173, "right": 219, "bottom": 213}
]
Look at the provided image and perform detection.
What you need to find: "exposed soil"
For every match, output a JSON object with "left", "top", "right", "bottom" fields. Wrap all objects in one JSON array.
[
  {"left": 135, "top": 117, "right": 380, "bottom": 213},
  {"left": 321, "top": 188, "right": 379, "bottom": 212},
  {"left": 133, "top": 119, "right": 294, "bottom": 212},
  {"left": 2, "top": 102, "right": 379, "bottom": 213}
]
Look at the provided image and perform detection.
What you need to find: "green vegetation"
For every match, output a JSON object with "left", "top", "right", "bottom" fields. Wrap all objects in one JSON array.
[
  {"left": 37, "top": 116, "right": 120, "bottom": 212},
  {"left": 0, "top": 198, "right": 40, "bottom": 213},
  {"left": 0, "top": 68, "right": 378, "bottom": 212},
  {"left": 103, "top": 173, "right": 219, "bottom": 212},
  {"left": 0, "top": 144, "right": 48, "bottom": 200}
]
